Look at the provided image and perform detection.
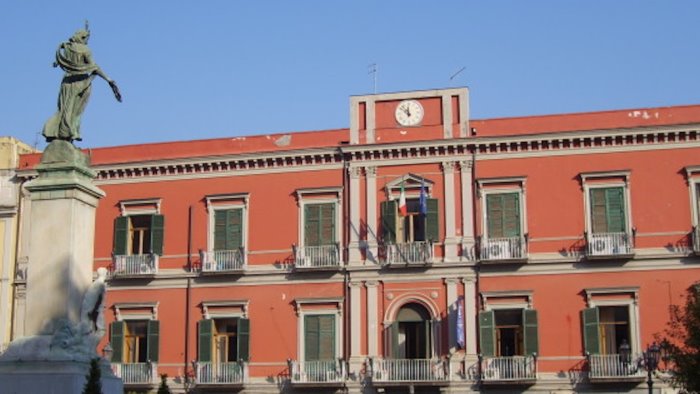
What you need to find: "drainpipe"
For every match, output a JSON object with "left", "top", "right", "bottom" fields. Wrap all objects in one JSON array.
[{"left": 184, "top": 205, "right": 193, "bottom": 386}]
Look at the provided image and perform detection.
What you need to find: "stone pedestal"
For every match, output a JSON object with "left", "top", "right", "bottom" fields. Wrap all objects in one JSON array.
[
  {"left": 0, "top": 360, "right": 122, "bottom": 394},
  {"left": 0, "top": 141, "right": 121, "bottom": 393},
  {"left": 24, "top": 141, "right": 105, "bottom": 335}
]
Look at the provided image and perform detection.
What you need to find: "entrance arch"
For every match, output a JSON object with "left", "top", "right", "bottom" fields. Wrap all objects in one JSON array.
[{"left": 390, "top": 303, "right": 432, "bottom": 359}]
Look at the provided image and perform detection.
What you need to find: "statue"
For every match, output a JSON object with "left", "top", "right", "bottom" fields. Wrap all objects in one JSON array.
[
  {"left": 42, "top": 23, "right": 121, "bottom": 143},
  {"left": 0, "top": 268, "right": 109, "bottom": 362}
]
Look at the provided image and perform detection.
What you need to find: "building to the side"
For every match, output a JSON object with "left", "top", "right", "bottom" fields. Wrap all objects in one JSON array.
[
  {"left": 0, "top": 137, "right": 37, "bottom": 353},
  {"left": 11, "top": 88, "right": 700, "bottom": 393}
]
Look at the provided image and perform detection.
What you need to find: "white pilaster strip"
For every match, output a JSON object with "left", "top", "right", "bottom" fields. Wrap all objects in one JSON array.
[
  {"left": 463, "top": 277, "right": 477, "bottom": 355},
  {"left": 348, "top": 167, "right": 362, "bottom": 263},
  {"left": 460, "top": 160, "right": 475, "bottom": 260},
  {"left": 365, "top": 167, "right": 378, "bottom": 263},
  {"left": 349, "top": 281, "right": 363, "bottom": 359},
  {"left": 442, "top": 161, "right": 458, "bottom": 260},
  {"left": 366, "top": 281, "right": 379, "bottom": 357},
  {"left": 445, "top": 278, "right": 459, "bottom": 353}
]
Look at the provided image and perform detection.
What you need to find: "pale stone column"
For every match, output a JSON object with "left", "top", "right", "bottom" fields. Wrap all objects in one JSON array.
[
  {"left": 348, "top": 280, "right": 364, "bottom": 374},
  {"left": 445, "top": 278, "right": 459, "bottom": 353},
  {"left": 24, "top": 142, "right": 105, "bottom": 336},
  {"left": 460, "top": 160, "right": 475, "bottom": 261},
  {"left": 365, "top": 281, "right": 379, "bottom": 357},
  {"left": 463, "top": 277, "right": 477, "bottom": 356},
  {"left": 442, "top": 162, "right": 458, "bottom": 261},
  {"left": 365, "top": 167, "right": 378, "bottom": 263},
  {"left": 348, "top": 166, "right": 363, "bottom": 264}
]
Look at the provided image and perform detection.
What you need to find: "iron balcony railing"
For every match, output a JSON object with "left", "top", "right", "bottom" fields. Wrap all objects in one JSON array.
[
  {"left": 480, "top": 355, "right": 537, "bottom": 382},
  {"left": 368, "top": 358, "right": 450, "bottom": 382},
  {"left": 382, "top": 241, "right": 434, "bottom": 265},
  {"left": 200, "top": 248, "right": 246, "bottom": 272},
  {"left": 588, "top": 353, "right": 645, "bottom": 379},
  {"left": 586, "top": 232, "right": 633, "bottom": 257},
  {"left": 112, "top": 362, "right": 157, "bottom": 384},
  {"left": 294, "top": 244, "right": 341, "bottom": 269},
  {"left": 195, "top": 361, "right": 248, "bottom": 384},
  {"left": 480, "top": 236, "right": 527, "bottom": 261},
  {"left": 289, "top": 359, "right": 347, "bottom": 384},
  {"left": 111, "top": 254, "right": 159, "bottom": 277}
]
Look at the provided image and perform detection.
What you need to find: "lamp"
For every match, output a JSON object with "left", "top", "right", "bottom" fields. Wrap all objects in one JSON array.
[
  {"left": 643, "top": 342, "right": 661, "bottom": 394},
  {"left": 618, "top": 339, "right": 631, "bottom": 365}
]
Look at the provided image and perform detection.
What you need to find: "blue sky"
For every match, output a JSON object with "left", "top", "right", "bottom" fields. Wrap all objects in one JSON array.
[{"left": 2, "top": 1, "right": 699, "bottom": 150}]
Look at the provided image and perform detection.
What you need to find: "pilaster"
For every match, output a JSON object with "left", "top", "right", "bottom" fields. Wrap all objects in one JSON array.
[
  {"left": 445, "top": 278, "right": 459, "bottom": 353},
  {"left": 462, "top": 277, "right": 477, "bottom": 356},
  {"left": 348, "top": 166, "right": 363, "bottom": 264},
  {"left": 459, "top": 160, "right": 476, "bottom": 261},
  {"left": 442, "top": 161, "right": 458, "bottom": 261},
  {"left": 365, "top": 280, "right": 379, "bottom": 357},
  {"left": 348, "top": 281, "right": 364, "bottom": 373},
  {"left": 365, "top": 167, "right": 378, "bottom": 263}
]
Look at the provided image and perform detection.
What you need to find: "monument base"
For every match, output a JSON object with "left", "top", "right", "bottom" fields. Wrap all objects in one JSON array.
[{"left": 0, "top": 360, "right": 122, "bottom": 394}]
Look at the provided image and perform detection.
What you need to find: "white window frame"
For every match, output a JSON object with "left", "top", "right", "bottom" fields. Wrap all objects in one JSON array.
[
  {"left": 685, "top": 166, "right": 700, "bottom": 228},
  {"left": 295, "top": 188, "right": 342, "bottom": 249},
  {"left": 585, "top": 287, "right": 640, "bottom": 354},
  {"left": 294, "top": 298, "right": 343, "bottom": 361},
  {"left": 205, "top": 194, "right": 249, "bottom": 261},
  {"left": 119, "top": 198, "right": 161, "bottom": 216},
  {"left": 114, "top": 302, "right": 159, "bottom": 321},
  {"left": 580, "top": 171, "right": 633, "bottom": 236},
  {"left": 477, "top": 177, "right": 527, "bottom": 241},
  {"left": 481, "top": 290, "right": 533, "bottom": 311}
]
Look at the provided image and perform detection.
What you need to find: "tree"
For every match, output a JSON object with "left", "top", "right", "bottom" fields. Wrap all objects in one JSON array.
[
  {"left": 157, "top": 373, "right": 172, "bottom": 394},
  {"left": 82, "top": 358, "right": 103, "bottom": 394},
  {"left": 661, "top": 283, "right": 700, "bottom": 393}
]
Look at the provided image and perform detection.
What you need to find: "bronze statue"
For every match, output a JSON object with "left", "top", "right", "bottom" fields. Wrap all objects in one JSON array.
[{"left": 43, "top": 24, "right": 121, "bottom": 143}]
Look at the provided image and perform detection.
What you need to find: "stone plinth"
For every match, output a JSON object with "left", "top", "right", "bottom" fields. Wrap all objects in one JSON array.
[
  {"left": 23, "top": 141, "right": 105, "bottom": 336},
  {"left": 0, "top": 360, "right": 122, "bottom": 394}
]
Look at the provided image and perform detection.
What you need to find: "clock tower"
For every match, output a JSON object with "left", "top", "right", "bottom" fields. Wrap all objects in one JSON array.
[{"left": 349, "top": 88, "right": 470, "bottom": 145}]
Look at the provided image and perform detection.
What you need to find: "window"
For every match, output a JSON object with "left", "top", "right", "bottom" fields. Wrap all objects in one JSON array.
[
  {"left": 113, "top": 214, "right": 165, "bottom": 256},
  {"left": 477, "top": 178, "right": 527, "bottom": 261},
  {"left": 204, "top": 194, "right": 249, "bottom": 272},
  {"left": 381, "top": 199, "right": 438, "bottom": 244},
  {"left": 386, "top": 303, "right": 433, "bottom": 359},
  {"left": 110, "top": 320, "right": 159, "bottom": 364},
  {"left": 304, "top": 203, "right": 336, "bottom": 247},
  {"left": 684, "top": 166, "right": 700, "bottom": 252},
  {"left": 486, "top": 193, "right": 521, "bottom": 239},
  {"left": 198, "top": 318, "right": 250, "bottom": 363},
  {"left": 582, "top": 287, "right": 640, "bottom": 356},
  {"left": 479, "top": 309, "right": 538, "bottom": 357},
  {"left": 581, "top": 171, "right": 633, "bottom": 256},
  {"left": 304, "top": 314, "right": 336, "bottom": 361}
]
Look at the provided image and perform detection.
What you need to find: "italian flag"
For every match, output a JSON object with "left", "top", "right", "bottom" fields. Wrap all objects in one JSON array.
[{"left": 398, "top": 183, "right": 407, "bottom": 216}]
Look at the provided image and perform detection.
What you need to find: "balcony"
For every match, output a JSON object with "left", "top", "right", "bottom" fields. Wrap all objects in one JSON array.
[
  {"left": 368, "top": 358, "right": 450, "bottom": 385},
  {"left": 587, "top": 353, "right": 645, "bottom": 382},
  {"left": 381, "top": 241, "right": 434, "bottom": 265},
  {"left": 195, "top": 361, "right": 248, "bottom": 386},
  {"left": 480, "top": 355, "right": 537, "bottom": 385},
  {"left": 112, "top": 362, "right": 157, "bottom": 386},
  {"left": 480, "top": 236, "right": 527, "bottom": 262},
  {"left": 586, "top": 232, "right": 634, "bottom": 259},
  {"left": 111, "top": 254, "right": 158, "bottom": 277},
  {"left": 200, "top": 248, "right": 246, "bottom": 273},
  {"left": 288, "top": 359, "right": 346, "bottom": 386},
  {"left": 294, "top": 244, "right": 341, "bottom": 270}
]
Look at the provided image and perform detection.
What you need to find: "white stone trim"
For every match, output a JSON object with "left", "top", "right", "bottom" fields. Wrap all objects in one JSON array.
[
  {"left": 580, "top": 172, "right": 633, "bottom": 236},
  {"left": 481, "top": 290, "right": 534, "bottom": 311},
  {"left": 366, "top": 281, "right": 379, "bottom": 357},
  {"left": 686, "top": 166, "right": 700, "bottom": 228},
  {"left": 119, "top": 198, "right": 162, "bottom": 216},
  {"left": 462, "top": 278, "right": 477, "bottom": 355},
  {"left": 477, "top": 178, "right": 527, "bottom": 241},
  {"left": 365, "top": 167, "right": 379, "bottom": 262},
  {"left": 114, "top": 302, "right": 159, "bottom": 321},
  {"left": 201, "top": 300, "right": 249, "bottom": 319},
  {"left": 205, "top": 195, "right": 249, "bottom": 259},
  {"left": 445, "top": 278, "right": 459, "bottom": 353},
  {"left": 296, "top": 189, "right": 342, "bottom": 250}
]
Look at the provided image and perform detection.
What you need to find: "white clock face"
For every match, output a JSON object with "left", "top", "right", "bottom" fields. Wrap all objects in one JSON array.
[{"left": 395, "top": 100, "right": 424, "bottom": 126}]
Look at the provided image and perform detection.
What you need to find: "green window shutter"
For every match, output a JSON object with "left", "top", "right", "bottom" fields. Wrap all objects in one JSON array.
[
  {"left": 582, "top": 307, "right": 600, "bottom": 354},
  {"left": 198, "top": 319, "right": 213, "bottom": 362},
  {"left": 381, "top": 201, "right": 397, "bottom": 244},
  {"left": 150, "top": 214, "right": 165, "bottom": 255},
  {"left": 320, "top": 204, "right": 336, "bottom": 245},
  {"left": 479, "top": 310, "right": 496, "bottom": 357},
  {"left": 426, "top": 198, "right": 439, "bottom": 242},
  {"left": 113, "top": 216, "right": 129, "bottom": 255},
  {"left": 486, "top": 194, "right": 503, "bottom": 238},
  {"left": 523, "top": 309, "right": 539, "bottom": 356},
  {"left": 110, "top": 321, "right": 125, "bottom": 362},
  {"left": 387, "top": 321, "right": 399, "bottom": 358},
  {"left": 605, "top": 187, "right": 626, "bottom": 233},
  {"left": 590, "top": 189, "right": 608, "bottom": 233},
  {"left": 237, "top": 318, "right": 250, "bottom": 362},
  {"left": 502, "top": 193, "right": 521, "bottom": 237},
  {"left": 318, "top": 315, "right": 335, "bottom": 360},
  {"left": 147, "top": 320, "right": 160, "bottom": 362},
  {"left": 304, "top": 315, "right": 320, "bottom": 361},
  {"left": 304, "top": 204, "right": 320, "bottom": 246},
  {"left": 214, "top": 210, "right": 227, "bottom": 250},
  {"left": 228, "top": 209, "right": 243, "bottom": 249}
]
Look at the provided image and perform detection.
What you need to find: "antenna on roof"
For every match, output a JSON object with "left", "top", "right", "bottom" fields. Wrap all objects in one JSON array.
[
  {"left": 368, "top": 63, "right": 378, "bottom": 94},
  {"left": 450, "top": 66, "right": 466, "bottom": 82}
]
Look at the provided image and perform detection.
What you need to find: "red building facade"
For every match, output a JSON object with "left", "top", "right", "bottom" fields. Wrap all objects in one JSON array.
[{"left": 13, "top": 88, "right": 700, "bottom": 393}]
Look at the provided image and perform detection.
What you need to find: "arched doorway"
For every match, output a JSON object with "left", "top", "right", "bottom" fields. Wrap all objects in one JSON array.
[{"left": 389, "top": 303, "right": 432, "bottom": 359}]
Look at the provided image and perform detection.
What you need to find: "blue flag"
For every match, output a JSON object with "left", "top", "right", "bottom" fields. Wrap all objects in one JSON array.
[
  {"left": 419, "top": 179, "right": 427, "bottom": 215},
  {"left": 457, "top": 296, "right": 465, "bottom": 349}
]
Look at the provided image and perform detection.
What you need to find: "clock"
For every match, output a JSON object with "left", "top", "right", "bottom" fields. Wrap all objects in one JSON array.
[{"left": 395, "top": 99, "right": 424, "bottom": 126}]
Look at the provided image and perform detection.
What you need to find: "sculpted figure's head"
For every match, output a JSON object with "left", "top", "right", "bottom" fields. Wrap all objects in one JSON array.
[
  {"left": 96, "top": 267, "right": 108, "bottom": 280},
  {"left": 70, "top": 29, "right": 90, "bottom": 44}
]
